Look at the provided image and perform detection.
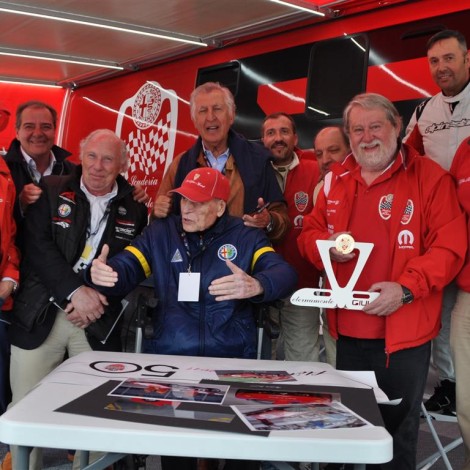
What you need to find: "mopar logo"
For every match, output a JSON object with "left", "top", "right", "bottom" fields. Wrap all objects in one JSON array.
[{"left": 398, "top": 229, "right": 414, "bottom": 249}]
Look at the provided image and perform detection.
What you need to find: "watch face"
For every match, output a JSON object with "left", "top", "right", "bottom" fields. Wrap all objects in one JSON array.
[{"left": 402, "top": 288, "right": 413, "bottom": 304}]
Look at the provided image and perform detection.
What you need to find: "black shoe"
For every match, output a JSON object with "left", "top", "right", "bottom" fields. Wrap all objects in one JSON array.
[{"left": 424, "top": 379, "right": 456, "bottom": 415}]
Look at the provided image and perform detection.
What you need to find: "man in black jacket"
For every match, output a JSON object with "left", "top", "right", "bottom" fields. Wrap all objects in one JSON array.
[
  {"left": 8, "top": 129, "right": 148, "bottom": 470},
  {"left": 3, "top": 100, "right": 75, "bottom": 250},
  {"left": 4, "top": 100, "right": 148, "bottom": 250}
]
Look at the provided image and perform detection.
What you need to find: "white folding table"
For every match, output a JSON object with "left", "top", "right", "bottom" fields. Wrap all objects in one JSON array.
[{"left": 0, "top": 351, "right": 393, "bottom": 470}]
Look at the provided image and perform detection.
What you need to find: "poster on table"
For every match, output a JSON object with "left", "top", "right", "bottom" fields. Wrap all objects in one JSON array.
[{"left": 57, "top": 376, "right": 378, "bottom": 436}]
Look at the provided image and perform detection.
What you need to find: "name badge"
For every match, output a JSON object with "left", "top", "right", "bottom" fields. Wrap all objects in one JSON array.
[{"left": 178, "top": 272, "right": 201, "bottom": 302}]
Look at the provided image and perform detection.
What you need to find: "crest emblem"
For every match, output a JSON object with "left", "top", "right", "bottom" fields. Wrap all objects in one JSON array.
[
  {"left": 401, "top": 199, "right": 414, "bottom": 225},
  {"left": 115, "top": 81, "right": 179, "bottom": 207},
  {"left": 294, "top": 191, "right": 308, "bottom": 212},
  {"left": 218, "top": 244, "right": 237, "bottom": 261},
  {"left": 132, "top": 83, "right": 162, "bottom": 130},
  {"left": 378, "top": 194, "right": 393, "bottom": 220},
  {"left": 58, "top": 204, "right": 71, "bottom": 217}
]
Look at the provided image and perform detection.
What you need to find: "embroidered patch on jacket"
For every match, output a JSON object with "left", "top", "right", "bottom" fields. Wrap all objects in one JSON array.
[
  {"left": 294, "top": 191, "right": 309, "bottom": 212},
  {"left": 171, "top": 249, "right": 183, "bottom": 262},
  {"left": 378, "top": 194, "right": 393, "bottom": 220},
  {"left": 58, "top": 204, "right": 71, "bottom": 217},
  {"left": 52, "top": 218, "right": 70, "bottom": 229},
  {"left": 401, "top": 199, "right": 414, "bottom": 225},
  {"left": 397, "top": 229, "right": 415, "bottom": 249},
  {"left": 59, "top": 191, "right": 76, "bottom": 204},
  {"left": 218, "top": 244, "right": 237, "bottom": 262}
]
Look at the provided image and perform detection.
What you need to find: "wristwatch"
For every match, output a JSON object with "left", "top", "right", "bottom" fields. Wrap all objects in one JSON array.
[
  {"left": 265, "top": 214, "right": 274, "bottom": 234},
  {"left": 401, "top": 285, "right": 414, "bottom": 304}
]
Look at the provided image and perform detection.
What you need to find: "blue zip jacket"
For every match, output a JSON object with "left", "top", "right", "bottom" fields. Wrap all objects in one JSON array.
[{"left": 90, "top": 212, "right": 297, "bottom": 358}]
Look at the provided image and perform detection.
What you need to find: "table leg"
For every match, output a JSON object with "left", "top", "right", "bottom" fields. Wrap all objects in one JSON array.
[
  {"left": 80, "top": 450, "right": 90, "bottom": 469},
  {"left": 15, "top": 446, "right": 32, "bottom": 470}
]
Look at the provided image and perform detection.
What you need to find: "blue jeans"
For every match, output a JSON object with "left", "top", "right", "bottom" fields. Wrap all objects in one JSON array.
[{"left": 337, "top": 336, "right": 431, "bottom": 470}]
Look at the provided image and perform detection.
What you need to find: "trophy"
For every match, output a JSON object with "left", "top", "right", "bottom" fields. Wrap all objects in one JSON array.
[{"left": 291, "top": 236, "right": 379, "bottom": 310}]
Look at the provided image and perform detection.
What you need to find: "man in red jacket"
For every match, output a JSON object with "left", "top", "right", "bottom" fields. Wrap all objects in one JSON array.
[
  {"left": 261, "top": 113, "right": 326, "bottom": 363},
  {"left": 449, "top": 137, "right": 470, "bottom": 469},
  {"left": 0, "top": 157, "right": 20, "bottom": 416},
  {"left": 298, "top": 93, "right": 467, "bottom": 469}
]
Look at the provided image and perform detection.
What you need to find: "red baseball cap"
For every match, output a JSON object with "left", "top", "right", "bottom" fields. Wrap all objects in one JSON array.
[{"left": 170, "top": 167, "right": 230, "bottom": 202}]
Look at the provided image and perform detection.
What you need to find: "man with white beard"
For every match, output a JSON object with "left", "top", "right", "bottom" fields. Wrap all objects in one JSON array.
[
  {"left": 298, "top": 93, "right": 467, "bottom": 469},
  {"left": 404, "top": 29, "right": 470, "bottom": 418}
]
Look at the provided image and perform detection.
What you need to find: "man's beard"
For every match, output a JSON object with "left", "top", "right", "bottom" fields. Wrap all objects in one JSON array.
[{"left": 352, "top": 133, "right": 398, "bottom": 172}]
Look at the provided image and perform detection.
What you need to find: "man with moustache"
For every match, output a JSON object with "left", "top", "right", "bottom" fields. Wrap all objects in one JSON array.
[
  {"left": 298, "top": 93, "right": 466, "bottom": 469},
  {"left": 404, "top": 29, "right": 470, "bottom": 416},
  {"left": 261, "top": 112, "right": 324, "bottom": 362}
]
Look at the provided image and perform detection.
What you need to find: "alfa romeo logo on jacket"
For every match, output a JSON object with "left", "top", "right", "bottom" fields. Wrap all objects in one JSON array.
[
  {"left": 217, "top": 244, "right": 237, "bottom": 261},
  {"left": 58, "top": 204, "right": 71, "bottom": 217}
]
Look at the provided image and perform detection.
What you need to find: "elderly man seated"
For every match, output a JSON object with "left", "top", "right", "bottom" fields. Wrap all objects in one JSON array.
[
  {"left": 90, "top": 167, "right": 296, "bottom": 359},
  {"left": 89, "top": 167, "right": 297, "bottom": 470}
]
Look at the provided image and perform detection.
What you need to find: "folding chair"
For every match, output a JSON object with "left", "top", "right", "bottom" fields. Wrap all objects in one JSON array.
[
  {"left": 134, "top": 292, "right": 158, "bottom": 353},
  {"left": 417, "top": 403, "right": 463, "bottom": 470},
  {"left": 255, "top": 300, "right": 282, "bottom": 360}
]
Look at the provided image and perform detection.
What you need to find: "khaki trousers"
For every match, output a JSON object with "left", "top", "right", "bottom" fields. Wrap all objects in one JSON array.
[
  {"left": 450, "top": 289, "right": 470, "bottom": 470},
  {"left": 9, "top": 312, "right": 92, "bottom": 470}
]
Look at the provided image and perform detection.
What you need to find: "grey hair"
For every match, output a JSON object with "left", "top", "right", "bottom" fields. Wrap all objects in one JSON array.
[
  {"left": 343, "top": 93, "right": 402, "bottom": 134},
  {"left": 79, "top": 129, "right": 129, "bottom": 171},
  {"left": 190, "top": 82, "right": 236, "bottom": 122}
]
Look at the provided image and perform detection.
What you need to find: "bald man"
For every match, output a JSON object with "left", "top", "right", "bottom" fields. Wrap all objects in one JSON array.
[{"left": 313, "top": 126, "right": 351, "bottom": 203}]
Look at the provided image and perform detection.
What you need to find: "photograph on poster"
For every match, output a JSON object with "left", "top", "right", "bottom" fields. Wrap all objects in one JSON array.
[
  {"left": 106, "top": 398, "right": 235, "bottom": 423},
  {"left": 55, "top": 371, "right": 383, "bottom": 436},
  {"left": 233, "top": 402, "right": 372, "bottom": 432},
  {"left": 234, "top": 389, "right": 337, "bottom": 405},
  {"left": 109, "top": 378, "right": 229, "bottom": 404},
  {"left": 215, "top": 370, "right": 296, "bottom": 383}
]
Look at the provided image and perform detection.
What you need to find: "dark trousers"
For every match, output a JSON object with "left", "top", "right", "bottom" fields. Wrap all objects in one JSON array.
[
  {"left": 337, "top": 336, "right": 431, "bottom": 470},
  {"left": 0, "top": 317, "right": 11, "bottom": 414}
]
